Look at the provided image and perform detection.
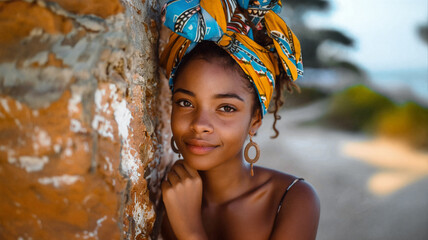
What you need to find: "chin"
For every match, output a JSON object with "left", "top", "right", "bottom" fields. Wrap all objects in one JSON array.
[{"left": 182, "top": 155, "right": 220, "bottom": 171}]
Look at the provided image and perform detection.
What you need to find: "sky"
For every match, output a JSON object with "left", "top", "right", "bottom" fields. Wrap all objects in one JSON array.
[
  {"left": 305, "top": 0, "right": 428, "bottom": 101},
  {"left": 305, "top": 0, "right": 428, "bottom": 73}
]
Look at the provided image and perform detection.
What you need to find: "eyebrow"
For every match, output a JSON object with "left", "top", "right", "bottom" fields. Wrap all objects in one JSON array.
[
  {"left": 173, "top": 88, "right": 195, "bottom": 96},
  {"left": 173, "top": 88, "right": 244, "bottom": 102},
  {"left": 214, "top": 93, "right": 244, "bottom": 102}
]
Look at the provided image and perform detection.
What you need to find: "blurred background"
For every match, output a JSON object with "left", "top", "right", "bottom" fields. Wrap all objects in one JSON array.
[
  {"left": 1, "top": 0, "right": 425, "bottom": 239},
  {"left": 257, "top": 0, "right": 428, "bottom": 239}
]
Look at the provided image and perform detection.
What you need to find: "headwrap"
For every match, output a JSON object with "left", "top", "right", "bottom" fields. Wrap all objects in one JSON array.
[{"left": 160, "top": 0, "right": 303, "bottom": 116}]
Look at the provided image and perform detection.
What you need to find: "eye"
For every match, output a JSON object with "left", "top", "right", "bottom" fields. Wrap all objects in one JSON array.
[
  {"left": 218, "top": 105, "right": 236, "bottom": 113},
  {"left": 176, "top": 99, "right": 193, "bottom": 108}
]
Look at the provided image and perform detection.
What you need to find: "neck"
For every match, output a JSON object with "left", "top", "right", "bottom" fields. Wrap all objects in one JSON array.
[{"left": 199, "top": 153, "right": 252, "bottom": 205}]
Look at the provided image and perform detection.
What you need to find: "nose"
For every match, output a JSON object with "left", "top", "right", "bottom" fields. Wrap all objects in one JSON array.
[{"left": 191, "top": 108, "right": 213, "bottom": 134}]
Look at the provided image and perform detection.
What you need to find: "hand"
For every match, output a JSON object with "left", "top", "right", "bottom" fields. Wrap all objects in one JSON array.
[{"left": 161, "top": 160, "right": 207, "bottom": 240}]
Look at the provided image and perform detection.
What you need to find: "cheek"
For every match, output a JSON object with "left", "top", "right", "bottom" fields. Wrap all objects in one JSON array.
[
  {"left": 218, "top": 117, "right": 250, "bottom": 142},
  {"left": 171, "top": 108, "right": 186, "bottom": 136}
]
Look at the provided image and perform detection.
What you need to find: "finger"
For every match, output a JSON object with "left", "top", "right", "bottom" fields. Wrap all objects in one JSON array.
[
  {"left": 172, "top": 163, "right": 191, "bottom": 179},
  {"left": 161, "top": 180, "right": 171, "bottom": 192},
  {"left": 181, "top": 161, "right": 200, "bottom": 178},
  {"left": 174, "top": 159, "right": 186, "bottom": 166},
  {"left": 175, "top": 159, "right": 199, "bottom": 178},
  {"left": 167, "top": 171, "right": 181, "bottom": 185}
]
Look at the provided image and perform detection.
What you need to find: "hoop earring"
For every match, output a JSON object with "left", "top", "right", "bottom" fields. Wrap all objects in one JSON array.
[
  {"left": 244, "top": 134, "right": 260, "bottom": 177},
  {"left": 170, "top": 137, "right": 181, "bottom": 158}
]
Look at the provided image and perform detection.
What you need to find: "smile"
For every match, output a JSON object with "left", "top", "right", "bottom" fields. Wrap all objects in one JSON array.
[{"left": 184, "top": 139, "right": 218, "bottom": 155}]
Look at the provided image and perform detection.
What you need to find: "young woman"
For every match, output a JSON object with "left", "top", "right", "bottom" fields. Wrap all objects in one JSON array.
[{"left": 160, "top": 1, "right": 320, "bottom": 239}]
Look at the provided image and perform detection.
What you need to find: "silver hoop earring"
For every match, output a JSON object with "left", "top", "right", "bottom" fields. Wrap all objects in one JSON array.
[{"left": 244, "top": 134, "right": 260, "bottom": 177}]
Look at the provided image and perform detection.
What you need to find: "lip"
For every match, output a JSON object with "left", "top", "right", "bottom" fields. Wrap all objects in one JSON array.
[{"left": 184, "top": 139, "right": 219, "bottom": 155}]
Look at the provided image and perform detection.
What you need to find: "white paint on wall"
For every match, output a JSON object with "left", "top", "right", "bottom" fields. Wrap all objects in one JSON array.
[
  {"left": 107, "top": 84, "right": 132, "bottom": 141},
  {"left": 83, "top": 142, "right": 90, "bottom": 152},
  {"left": 18, "top": 156, "right": 49, "bottom": 172},
  {"left": 68, "top": 91, "right": 82, "bottom": 115},
  {"left": 31, "top": 127, "right": 51, "bottom": 154},
  {"left": 70, "top": 119, "right": 87, "bottom": 133},
  {"left": 92, "top": 115, "right": 114, "bottom": 140},
  {"left": 92, "top": 87, "right": 116, "bottom": 140},
  {"left": 132, "top": 194, "right": 155, "bottom": 237},
  {"left": 14, "top": 119, "right": 23, "bottom": 129},
  {"left": 33, "top": 142, "right": 40, "bottom": 155},
  {"left": 146, "top": 143, "right": 154, "bottom": 160},
  {"left": 94, "top": 88, "right": 109, "bottom": 113},
  {"left": 105, "top": 83, "right": 141, "bottom": 183},
  {"left": 54, "top": 144, "right": 61, "bottom": 154},
  {"left": 108, "top": 84, "right": 117, "bottom": 98},
  {"left": 36, "top": 128, "right": 51, "bottom": 148},
  {"left": 64, "top": 138, "right": 73, "bottom": 157},
  {"left": 120, "top": 140, "right": 141, "bottom": 183},
  {"left": 38, "top": 174, "right": 82, "bottom": 188},
  {"left": 0, "top": 98, "right": 10, "bottom": 114},
  {"left": 15, "top": 101, "right": 22, "bottom": 111},
  {"left": 75, "top": 215, "right": 107, "bottom": 240},
  {"left": 6, "top": 149, "right": 17, "bottom": 164},
  {"left": 105, "top": 156, "right": 113, "bottom": 172},
  {"left": 112, "top": 99, "right": 132, "bottom": 140}
]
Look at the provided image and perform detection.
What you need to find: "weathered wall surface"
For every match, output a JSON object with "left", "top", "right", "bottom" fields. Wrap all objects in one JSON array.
[{"left": 0, "top": 0, "right": 169, "bottom": 239}]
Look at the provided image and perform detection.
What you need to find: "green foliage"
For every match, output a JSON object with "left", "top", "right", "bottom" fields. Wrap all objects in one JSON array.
[
  {"left": 376, "top": 102, "right": 428, "bottom": 149},
  {"left": 323, "top": 85, "right": 394, "bottom": 131},
  {"left": 322, "top": 85, "right": 428, "bottom": 149}
]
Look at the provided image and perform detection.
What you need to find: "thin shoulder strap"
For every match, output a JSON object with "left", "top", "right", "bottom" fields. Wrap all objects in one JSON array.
[
  {"left": 276, "top": 177, "right": 304, "bottom": 216},
  {"left": 269, "top": 178, "right": 304, "bottom": 238}
]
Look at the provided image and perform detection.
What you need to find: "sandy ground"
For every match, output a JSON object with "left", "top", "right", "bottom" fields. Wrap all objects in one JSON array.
[{"left": 255, "top": 100, "right": 428, "bottom": 240}]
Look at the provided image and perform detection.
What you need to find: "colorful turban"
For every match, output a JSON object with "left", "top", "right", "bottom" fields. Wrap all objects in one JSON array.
[{"left": 160, "top": 0, "right": 303, "bottom": 116}]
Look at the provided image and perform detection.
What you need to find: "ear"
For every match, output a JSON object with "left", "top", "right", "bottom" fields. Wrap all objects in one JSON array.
[{"left": 249, "top": 110, "right": 262, "bottom": 135}]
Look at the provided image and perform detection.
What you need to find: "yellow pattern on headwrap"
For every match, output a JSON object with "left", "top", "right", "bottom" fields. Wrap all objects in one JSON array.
[{"left": 265, "top": 11, "right": 303, "bottom": 80}]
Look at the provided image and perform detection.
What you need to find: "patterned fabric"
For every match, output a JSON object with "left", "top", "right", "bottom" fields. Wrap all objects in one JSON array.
[{"left": 160, "top": 0, "right": 303, "bottom": 116}]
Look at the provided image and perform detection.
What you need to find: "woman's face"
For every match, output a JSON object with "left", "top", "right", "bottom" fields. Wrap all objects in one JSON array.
[{"left": 171, "top": 58, "right": 261, "bottom": 171}]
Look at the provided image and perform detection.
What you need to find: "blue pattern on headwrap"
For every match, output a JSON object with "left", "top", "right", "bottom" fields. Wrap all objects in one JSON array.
[
  {"left": 164, "top": 0, "right": 223, "bottom": 42},
  {"left": 222, "top": 35, "right": 275, "bottom": 115},
  {"left": 239, "top": 0, "right": 282, "bottom": 26}
]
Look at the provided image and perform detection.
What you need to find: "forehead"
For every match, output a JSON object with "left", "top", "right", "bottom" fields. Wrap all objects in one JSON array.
[{"left": 174, "top": 59, "right": 251, "bottom": 96}]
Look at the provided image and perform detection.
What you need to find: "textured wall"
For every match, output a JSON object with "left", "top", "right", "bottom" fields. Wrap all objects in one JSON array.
[{"left": 0, "top": 0, "right": 169, "bottom": 239}]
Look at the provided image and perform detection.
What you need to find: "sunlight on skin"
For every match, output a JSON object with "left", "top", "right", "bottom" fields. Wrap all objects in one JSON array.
[{"left": 342, "top": 138, "right": 428, "bottom": 196}]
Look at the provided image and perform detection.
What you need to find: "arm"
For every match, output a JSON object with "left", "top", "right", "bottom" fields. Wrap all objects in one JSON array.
[
  {"left": 161, "top": 160, "right": 208, "bottom": 240},
  {"left": 270, "top": 181, "right": 320, "bottom": 240}
]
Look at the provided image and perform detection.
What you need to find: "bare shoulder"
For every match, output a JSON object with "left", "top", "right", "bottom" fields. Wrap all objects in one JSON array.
[
  {"left": 253, "top": 165, "right": 314, "bottom": 192},
  {"left": 254, "top": 166, "right": 320, "bottom": 240},
  {"left": 253, "top": 166, "right": 319, "bottom": 209}
]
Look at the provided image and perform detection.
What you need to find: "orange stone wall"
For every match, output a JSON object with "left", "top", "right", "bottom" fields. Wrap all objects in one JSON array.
[{"left": 0, "top": 0, "right": 171, "bottom": 239}]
